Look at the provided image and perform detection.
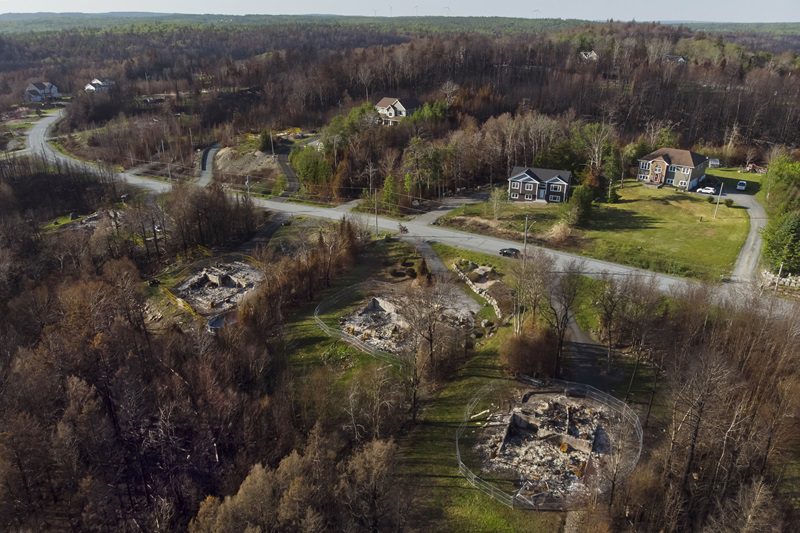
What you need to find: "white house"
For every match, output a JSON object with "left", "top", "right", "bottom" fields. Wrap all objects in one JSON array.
[
  {"left": 578, "top": 50, "right": 599, "bottom": 62},
  {"left": 85, "top": 78, "right": 115, "bottom": 93},
  {"left": 24, "top": 82, "right": 59, "bottom": 103},
  {"left": 374, "top": 97, "right": 417, "bottom": 125}
]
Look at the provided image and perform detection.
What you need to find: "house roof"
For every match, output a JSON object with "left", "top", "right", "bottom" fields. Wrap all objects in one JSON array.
[
  {"left": 375, "top": 97, "right": 399, "bottom": 109},
  {"left": 508, "top": 167, "right": 572, "bottom": 184},
  {"left": 640, "top": 148, "right": 707, "bottom": 168},
  {"left": 31, "top": 82, "right": 48, "bottom": 91},
  {"left": 375, "top": 97, "right": 419, "bottom": 110}
]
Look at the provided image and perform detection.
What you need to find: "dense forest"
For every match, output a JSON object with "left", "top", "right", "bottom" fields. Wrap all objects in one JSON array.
[{"left": 2, "top": 14, "right": 800, "bottom": 531}]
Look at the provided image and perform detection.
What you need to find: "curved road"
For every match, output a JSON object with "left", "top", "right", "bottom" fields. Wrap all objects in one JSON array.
[
  {"left": 23, "top": 112, "right": 788, "bottom": 311},
  {"left": 727, "top": 189, "right": 767, "bottom": 283}
]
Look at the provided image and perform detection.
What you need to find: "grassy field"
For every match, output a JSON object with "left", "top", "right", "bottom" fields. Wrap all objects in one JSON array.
[
  {"left": 397, "top": 308, "right": 566, "bottom": 532},
  {"left": 440, "top": 181, "right": 751, "bottom": 281}
]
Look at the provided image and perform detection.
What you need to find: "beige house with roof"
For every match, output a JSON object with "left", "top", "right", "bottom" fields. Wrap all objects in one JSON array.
[
  {"left": 637, "top": 148, "right": 709, "bottom": 191},
  {"left": 374, "top": 97, "right": 417, "bottom": 125}
]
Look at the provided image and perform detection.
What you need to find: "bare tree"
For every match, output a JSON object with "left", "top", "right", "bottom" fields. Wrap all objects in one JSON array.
[
  {"left": 594, "top": 272, "right": 626, "bottom": 371},
  {"left": 543, "top": 260, "right": 584, "bottom": 377}
]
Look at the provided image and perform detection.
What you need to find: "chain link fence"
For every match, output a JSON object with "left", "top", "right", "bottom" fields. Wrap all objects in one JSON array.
[
  {"left": 313, "top": 282, "right": 406, "bottom": 367},
  {"left": 455, "top": 377, "right": 643, "bottom": 511}
]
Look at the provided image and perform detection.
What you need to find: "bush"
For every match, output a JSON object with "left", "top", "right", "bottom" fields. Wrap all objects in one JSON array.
[
  {"left": 547, "top": 221, "right": 573, "bottom": 244},
  {"left": 565, "top": 185, "right": 594, "bottom": 226},
  {"left": 724, "top": 198, "right": 734, "bottom": 207},
  {"left": 707, "top": 195, "right": 715, "bottom": 203},
  {"left": 763, "top": 212, "right": 800, "bottom": 273},
  {"left": 501, "top": 325, "right": 558, "bottom": 377}
]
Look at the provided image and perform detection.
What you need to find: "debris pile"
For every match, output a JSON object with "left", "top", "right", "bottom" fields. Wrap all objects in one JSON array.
[
  {"left": 341, "top": 295, "right": 473, "bottom": 354},
  {"left": 476, "top": 391, "right": 616, "bottom": 504},
  {"left": 340, "top": 297, "right": 412, "bottom": 353},
  {"left": 175, "top": 261, "right": 263, "bottom": 315}
]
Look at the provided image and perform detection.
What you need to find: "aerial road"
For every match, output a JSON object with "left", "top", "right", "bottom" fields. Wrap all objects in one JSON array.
[{"left": 19, "top": 111, "right": 787, "bottom": 312}]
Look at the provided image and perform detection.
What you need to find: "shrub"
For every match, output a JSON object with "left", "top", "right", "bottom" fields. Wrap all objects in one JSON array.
[
  {"left": 724, "top": 198, "right": 734, "bottom": 207},
  {"left": 547, "top": 221, "right": 573, "bottom": 244},
  {"left": 707, "top": 195, "right": 715, "bottom": 203},
  {"left": 565, "top": 185, "right": 594, "bottom": 226},
  {"left": 501, "top": 325, "right": 558, "bottom": 377},
  {"left": 763, "top": 211, "right": 800, "bottom": 273}
]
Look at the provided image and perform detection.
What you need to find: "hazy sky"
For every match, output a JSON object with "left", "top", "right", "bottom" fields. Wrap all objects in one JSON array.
[{"left": 1, "top": 0, "right": 799, "bottom": 23}]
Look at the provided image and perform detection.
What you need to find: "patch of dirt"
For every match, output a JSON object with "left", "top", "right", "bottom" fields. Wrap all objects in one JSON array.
[
  {"left": 215, "top": 146, "right": 280, "bottom": 186},
  {"left": 444, "top": 215, "right": 524, "bottom": 241}
]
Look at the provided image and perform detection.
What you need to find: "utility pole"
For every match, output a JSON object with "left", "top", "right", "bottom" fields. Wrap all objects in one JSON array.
[
  {"left": 713, "top": 182, "right": 724, "bottom": 220},
  {"left": 270, "top": 130, "right": 275, "bottom": 158},
  {"left": 523, "top": 215, "right": 529, "bottom": 263},
  {"left": 775, "top": 261, "right": 784, "bottom": 293},
  {"left": 367, "top": 161, "right": 379, "bottom": 237}
]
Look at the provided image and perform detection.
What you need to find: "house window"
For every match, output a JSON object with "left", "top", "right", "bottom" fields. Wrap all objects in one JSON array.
[
  {"left": 666, "top": 178, "right": 674, "bottom": 185},
  {"left": 638, "top": 174, "right": 647, "bottom": 181},
  {"left": 511, "top": 182, "right": 520, "bottom": 189},
  {"left": 511, "top": 192, "right": 519, "bottom": 199},
  {"left": 639, "top": 161, "right": 651, "bottom": 170},
  {"left": 668, "top": 165, "right": 677, "bottom": 172},
  {"left": 551, "top": 184, "right": 562, "bottom": 192},
  {"left": 549, "top": 195, "right": 561, "bottom": 202},
  {"left": 678, "top": 180, "right": 687, "bottom": 188},
  {"left": 525, "top": 183, "right": 533, "bottom": 191},
  {"left": 525, "top": 194, "right": 533, "bottom": 200},
  {"left": 684, "top": 167, "right": 691, "bottom": 174}
]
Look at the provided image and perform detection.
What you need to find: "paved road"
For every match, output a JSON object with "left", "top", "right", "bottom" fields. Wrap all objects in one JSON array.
[
  {"left": 198, "top": 144, "right": 219, "bottom": 187},
  {"left": 276, "top": 154, "right": 300, "bottom": 196},
  {"left": 24, "top": 112, "right": 793, "bottom": 313},
  {"left": 726, "top": 188, "right": 768, "bottom": 282}
]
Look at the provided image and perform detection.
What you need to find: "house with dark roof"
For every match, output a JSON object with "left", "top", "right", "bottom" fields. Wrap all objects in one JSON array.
[
  {"left": 507, "top": 167, "right": 572, "bottom": 203},
  {"left": 24, "top": 82, "right": 59, "bottom": 103},
  {"left": 374, "top": 97, "right": 418, "bottom": 125},
  {"left": 637, "top": 148, "right": 709, "bottom": 191}
]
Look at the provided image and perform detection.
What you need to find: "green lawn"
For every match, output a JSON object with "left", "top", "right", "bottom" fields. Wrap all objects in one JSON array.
[
  {"left": 41, "top": 213, "right": 84, "bottom": 231},
  {"left": 440, "top": 181, "right": 751, "bottom": 281},
  {"left": 398, "top": 325, "right": 565, "bottom": 532},
  {"left": 580, "top": 181, "right": 749, "bottom": 280}
]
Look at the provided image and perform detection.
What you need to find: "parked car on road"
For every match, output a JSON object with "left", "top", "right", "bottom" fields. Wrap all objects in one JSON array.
[
  {"left": 697, "top": 186, "right": 717, "bottom": 194},
  {"left": 736, "top": 180, "right": 747, "bottom": 191},
  {"left": 499, "top": 248, "right": 521, "bottom": 258}
]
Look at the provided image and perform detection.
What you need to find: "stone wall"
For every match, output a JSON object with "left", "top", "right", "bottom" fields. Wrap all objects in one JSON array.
[
  {"left": 453, "top": 263, "right": 504, "bottom": 319},
  {"left": 762, "top": 270, "right": 800, "bottom": 291}
]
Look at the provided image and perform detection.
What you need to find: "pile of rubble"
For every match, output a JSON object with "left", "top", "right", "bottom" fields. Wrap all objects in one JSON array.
[
  {"left": 175, "top": 261, "right": 263, "bottom": 315},
  {"left": 341, "top": 295, "right": 473, "bottom": 354},
  {"left": 475, "top": 391, "right": 616, "bottom": 503},
  {"left": 340, "top": 297, "right": 413, "bottom": 354}
]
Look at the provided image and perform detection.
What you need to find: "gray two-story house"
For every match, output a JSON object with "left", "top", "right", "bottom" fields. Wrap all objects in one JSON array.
[
  {"left": 637, "top": 148, "right": 709, "bottom": 191},
  {"left": 507, "top": 167, "right": 572, "bottom": 203}
]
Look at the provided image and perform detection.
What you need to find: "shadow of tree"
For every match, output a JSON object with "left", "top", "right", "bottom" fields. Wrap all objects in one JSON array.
[{"left": 587, "top": 208, "right": 658, "bottom": 231}]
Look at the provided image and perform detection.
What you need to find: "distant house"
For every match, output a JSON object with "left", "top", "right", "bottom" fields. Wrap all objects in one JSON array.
[
  {"left": 709, "top": 158, "right": 721, "bottom": 168},
  {"left": 664, "top": 54, "right": 688, "bottom": 65},
  {"left": 374, "top": 97, "right": 417, "bottom": 125},
  {"left": 578, "top": 50, "right": 599, "bottom": 62},
  {"left": 507, "top": 167, "right": 572, "bottom": 203},
  {"left": 24, "top": 82, "right": 59, "bottom": 103},
  {"left": 637, "top": 148, "right": 709, "bottom": 191},
  {"left": 84, "top": 78, "right": 115, "bottom": 93}
]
